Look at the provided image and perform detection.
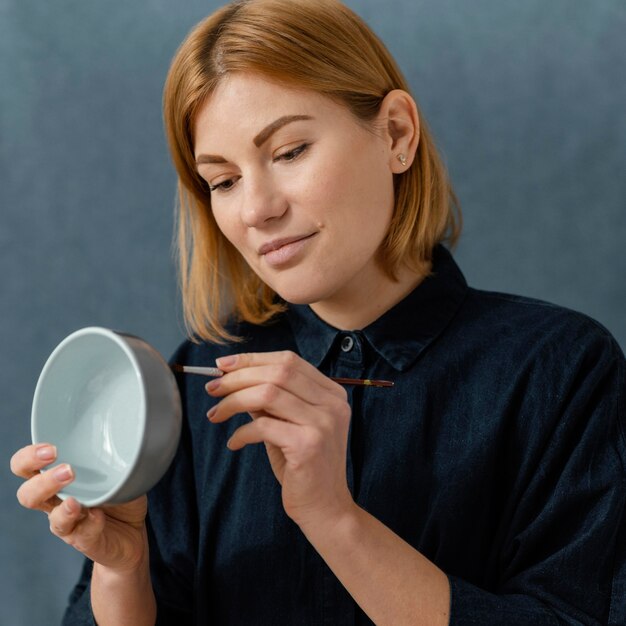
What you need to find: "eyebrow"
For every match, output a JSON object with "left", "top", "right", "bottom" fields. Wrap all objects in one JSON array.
[
  {"left": 253, "top": 114, "right": 312, "bottom": 147},
  {"left": 195, "top": 114, "right": 313, "bottom": 165}
]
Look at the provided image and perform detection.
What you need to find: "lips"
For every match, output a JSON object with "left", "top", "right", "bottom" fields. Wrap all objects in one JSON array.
[
  {"left": 257, "top": 233, "right": 316, "bottom": 256},
  {"left": 257, "top": 232, "right": 317, "bottom": 268}
]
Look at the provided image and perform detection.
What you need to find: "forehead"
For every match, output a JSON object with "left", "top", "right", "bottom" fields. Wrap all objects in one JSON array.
[{"left": 193, "top": 72, "right": 354, "bottom": 150}]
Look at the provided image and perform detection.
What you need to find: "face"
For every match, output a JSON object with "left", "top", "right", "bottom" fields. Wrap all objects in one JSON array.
[{"left": 194, "top": 73, "right": 397, "bottom": 314}]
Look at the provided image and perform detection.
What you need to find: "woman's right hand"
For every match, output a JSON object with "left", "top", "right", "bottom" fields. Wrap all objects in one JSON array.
[{"left": 10, "top": 443, "right": 148, "bottom": 573}]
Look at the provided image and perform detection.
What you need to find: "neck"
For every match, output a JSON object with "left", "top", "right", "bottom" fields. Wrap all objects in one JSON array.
[{"left": 309, "top": 262, "right": 430, "bottom": 331}]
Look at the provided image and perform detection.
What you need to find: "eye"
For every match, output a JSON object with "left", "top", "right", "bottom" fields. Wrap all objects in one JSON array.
[
  {"left": 274, "top": 143, "right": 309, "bottom": 163},
  {"left": 208, "top": 177, "right": 239, "bottom": 193}
]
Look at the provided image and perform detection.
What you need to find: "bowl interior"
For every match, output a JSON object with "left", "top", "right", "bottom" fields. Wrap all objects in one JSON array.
[{"left": 32, "top": 331, "right": 145, "bottom": 503}]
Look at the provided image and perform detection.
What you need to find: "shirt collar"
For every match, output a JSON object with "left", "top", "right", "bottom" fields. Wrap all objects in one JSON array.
[{"left": 286, "top": 245, "right": 468, "bottom": 371}]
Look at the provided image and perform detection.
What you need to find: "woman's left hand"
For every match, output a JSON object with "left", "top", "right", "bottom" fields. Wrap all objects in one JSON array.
[{"left": 205, "top": 350, "right": 354, "bottom": 530}]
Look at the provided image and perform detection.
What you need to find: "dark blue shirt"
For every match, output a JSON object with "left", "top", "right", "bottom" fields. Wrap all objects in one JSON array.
[{"left": 63, "top": 246, "right": 626, "bottom": 625}]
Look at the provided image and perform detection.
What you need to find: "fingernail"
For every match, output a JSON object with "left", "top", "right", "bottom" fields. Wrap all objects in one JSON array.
[
  {"left": 64, "top": 498, "right": 79, "bottom": 515},
  {"left": 36, "top": 445, "right": 56, "bottom": 461},
  {"left": 206, "top": 379, "right": 220, "bottom": 393},
  {"left": 207, "top": 406, "right": 218, "bottom": 421},
  {"left": 53, "top": 464, "right": 73, "bottom": 482},
  {"left": 226, "top": 437, "right": 234, "bottom": 450},
  {"left": 216, "top": 355, "right": 236, "bottom": 369}
]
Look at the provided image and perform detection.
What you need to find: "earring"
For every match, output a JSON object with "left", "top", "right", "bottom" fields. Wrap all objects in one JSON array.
[{"left": 397, "top": 154, "right": 407, "bottom": 167}]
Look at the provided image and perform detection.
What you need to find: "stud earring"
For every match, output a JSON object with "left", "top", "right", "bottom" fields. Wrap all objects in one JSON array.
[{"left": 397, "top": 154, "right": 407, "bottom": 167}]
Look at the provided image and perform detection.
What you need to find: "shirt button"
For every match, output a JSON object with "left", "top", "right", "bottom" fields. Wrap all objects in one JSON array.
[{"left": 340, "top": 335, "right": 354, "bottom": 352}]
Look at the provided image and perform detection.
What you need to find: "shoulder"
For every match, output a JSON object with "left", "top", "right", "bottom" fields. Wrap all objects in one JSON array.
[
  {"left": 455, "top": 288, "right": 626, "bottom": 466},
  {"left": 449, "top": 287, "right": 625, "bottom": 429},
  {"left": 459, "top": 287, "right": 624, "bottom": 361}
]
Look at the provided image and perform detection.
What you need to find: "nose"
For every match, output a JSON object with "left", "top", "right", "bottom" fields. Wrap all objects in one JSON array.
[{"left": 241, "top": 171, "right": 288, "bottom": 228}]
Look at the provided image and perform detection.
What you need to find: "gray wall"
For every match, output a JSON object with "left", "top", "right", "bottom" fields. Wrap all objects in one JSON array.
[{"left": 1, "top": 1, "right": 624, "bottom": 623}]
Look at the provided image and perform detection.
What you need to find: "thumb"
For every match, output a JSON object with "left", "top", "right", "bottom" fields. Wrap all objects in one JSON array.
[{"left": 62, "top": 505, "right": 107, "bottom": 555}]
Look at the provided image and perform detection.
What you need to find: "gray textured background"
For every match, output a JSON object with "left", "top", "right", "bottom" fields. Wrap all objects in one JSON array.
[{"left": 1, "top": 1, "right": 624, "bottom": 623}]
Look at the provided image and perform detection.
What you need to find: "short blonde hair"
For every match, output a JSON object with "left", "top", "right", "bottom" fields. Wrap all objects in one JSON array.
[{"left": 163, "top": 0, "right": 461, "bottom": 343}]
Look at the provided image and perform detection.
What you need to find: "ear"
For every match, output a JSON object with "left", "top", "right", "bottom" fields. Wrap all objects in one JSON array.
[{"left": 377, "top": 89, "right": 420, "bottom": 173}]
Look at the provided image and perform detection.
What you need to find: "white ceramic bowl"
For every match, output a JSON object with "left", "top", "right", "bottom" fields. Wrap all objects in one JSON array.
[{"left": 31, "top": 327, "right": 182, "bottom": 507}]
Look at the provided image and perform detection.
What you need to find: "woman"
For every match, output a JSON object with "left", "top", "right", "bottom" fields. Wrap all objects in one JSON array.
[{"left": 11, "top": 0, "right": 626, "bottom": 624}]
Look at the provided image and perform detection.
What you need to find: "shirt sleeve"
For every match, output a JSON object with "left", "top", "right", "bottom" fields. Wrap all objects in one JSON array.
[{"left": 448, "top": 328, "right": 626, "bottom": 625}]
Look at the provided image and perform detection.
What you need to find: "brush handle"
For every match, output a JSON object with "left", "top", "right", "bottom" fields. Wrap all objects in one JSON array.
[
  {"left": 172, "top": 365, "right": 224, "bottom": 377},
  {"left": 172, "top": 364, "right": 393, "bottom": 387},
  {"left": 330, "top": 377, "right": 394, "bottom": 388}
]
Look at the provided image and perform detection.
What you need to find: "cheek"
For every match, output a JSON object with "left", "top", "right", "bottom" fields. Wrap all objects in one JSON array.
[
  {"left": 283, "top": 155, "right": 335, "bottom": 206},
  {"left": 308, "top": 152, "right": 393, "bottom": 232},
  {"left": 288, "top": 153, "right": 366, "bottom": 219}
]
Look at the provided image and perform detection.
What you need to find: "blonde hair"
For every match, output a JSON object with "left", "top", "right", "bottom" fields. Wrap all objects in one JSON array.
[{"left": 163, "top": 0, "right": 461, "bottom": 343}]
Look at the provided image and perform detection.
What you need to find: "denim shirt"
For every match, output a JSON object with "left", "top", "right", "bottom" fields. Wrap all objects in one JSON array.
[{"left": 63, "top": 246, "right": 626, "bottom": 625}]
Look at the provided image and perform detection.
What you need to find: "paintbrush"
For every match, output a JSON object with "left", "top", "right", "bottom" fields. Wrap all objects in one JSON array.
[{"left": 171, "top": 364, "right": 394, "bottom": 388}]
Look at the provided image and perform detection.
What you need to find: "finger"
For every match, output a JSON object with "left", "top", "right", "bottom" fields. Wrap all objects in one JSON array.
[
  {"left": 10, "top": 443, "right": 58, "bottom": 479},
  {"left": 16, "top": 463, "right": 74, "bottom": 513},
  {"left": 216, "top": 351, "right": 345, "bottom": 397},
  {"left": 227, "top": 415, "right": 301, "bottom": 451},
  {"left": 206, "top": 362, "right": 340, "bottom": 407},
  {"left": 208, "top": 382, "right": 331, "bottom": 426},
  {"left": 48, "top": 497, "right": 87, "bottom": 538}
]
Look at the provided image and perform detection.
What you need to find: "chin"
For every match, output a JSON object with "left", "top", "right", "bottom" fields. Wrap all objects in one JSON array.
[
  {"left": 269, "top": 279, "right": 332, "bottom": 306},
  {"left": 273, "top": 290, "right": 320, "bottom": 306}
]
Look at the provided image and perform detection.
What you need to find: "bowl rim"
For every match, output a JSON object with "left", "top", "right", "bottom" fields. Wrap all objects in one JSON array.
[{"left": 31, "top": 326, "right": 148, "bottom": 507}]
